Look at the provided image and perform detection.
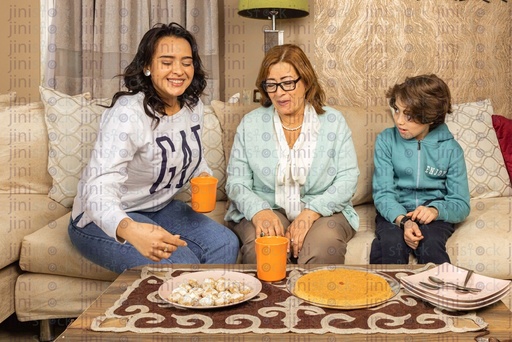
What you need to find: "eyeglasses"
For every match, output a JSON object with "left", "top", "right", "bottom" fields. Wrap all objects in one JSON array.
[{"left": 261, "top": 76, "right": 301, "bottom": 93}]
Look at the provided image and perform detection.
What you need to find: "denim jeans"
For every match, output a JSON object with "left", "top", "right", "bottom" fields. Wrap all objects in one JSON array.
[
  {"left": 370, "top": 212, "right": 455, "bottom": 264},
  {"left": 69, "top": 200, "right": 239, "bottom": 273}
]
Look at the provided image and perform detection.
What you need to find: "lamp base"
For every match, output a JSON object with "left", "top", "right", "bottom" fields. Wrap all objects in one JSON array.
[{"left": 264, "top": 30, "right": 284, "bottom": 53}]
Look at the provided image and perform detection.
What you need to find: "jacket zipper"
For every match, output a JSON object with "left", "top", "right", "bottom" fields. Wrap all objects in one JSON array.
[{"left": 416, "top": 140, "right": 421, "bottom": 207}]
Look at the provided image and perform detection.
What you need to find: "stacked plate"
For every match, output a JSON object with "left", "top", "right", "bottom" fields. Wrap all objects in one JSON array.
[{"left": 400, "top": 263, "right": 511, "bottom": 311}]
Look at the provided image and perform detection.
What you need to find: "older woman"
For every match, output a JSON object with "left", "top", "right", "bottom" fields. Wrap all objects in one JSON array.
[{"left": 225, "top": 44, "right": 359, "bottom": 264}]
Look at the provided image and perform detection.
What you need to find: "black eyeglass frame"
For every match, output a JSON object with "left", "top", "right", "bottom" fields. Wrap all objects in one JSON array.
[{"left": 261, "top": 76, "right": 302, "bottom": 93}]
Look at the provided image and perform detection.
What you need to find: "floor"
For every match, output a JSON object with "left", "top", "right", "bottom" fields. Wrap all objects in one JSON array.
[
  {"left": 0, "top": 314, "right": 70, "bottom": 341},
  {"left": 0, "top": 293, "right": 510, "bottom": 341}
]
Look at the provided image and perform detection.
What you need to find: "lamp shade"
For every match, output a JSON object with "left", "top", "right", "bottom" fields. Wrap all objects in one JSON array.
[{"left": 238, "top": 0, "right": 309, "bottom": 20}]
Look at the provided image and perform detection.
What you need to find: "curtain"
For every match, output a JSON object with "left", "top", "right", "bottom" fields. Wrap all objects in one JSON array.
[{"left": 42, "top": 0, "right": 219, "bottom": 104}]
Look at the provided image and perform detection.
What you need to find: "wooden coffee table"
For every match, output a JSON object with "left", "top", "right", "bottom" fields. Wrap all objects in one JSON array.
[{"left": 55, "top": 264, "right": 512, "bottom": 341}]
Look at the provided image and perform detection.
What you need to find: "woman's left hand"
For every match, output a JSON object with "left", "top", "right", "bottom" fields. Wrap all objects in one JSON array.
[{"left": 286, "top": 209, "right": 321, "bottom": 258}]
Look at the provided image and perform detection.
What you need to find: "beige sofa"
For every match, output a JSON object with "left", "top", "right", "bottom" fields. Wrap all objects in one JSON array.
[{"left": 3, "top": 88, "right": 512, "bottom": 339}]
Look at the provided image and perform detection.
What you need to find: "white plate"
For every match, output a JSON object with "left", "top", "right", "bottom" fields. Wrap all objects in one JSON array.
[
  {"left": 158, "top": 270, "right": 262, "bottom": 309},
  {"left": 403, "top": 282, "right": 511, "bottom": 311},
  {"left": 403, "top": 280, "right": 511, "bottom": 304},
  {"left": 400, "top": 263, "right": 511, "bottom": 302},
  {"left": 287, "top": 266, "right": 400, "bottom": 310}
]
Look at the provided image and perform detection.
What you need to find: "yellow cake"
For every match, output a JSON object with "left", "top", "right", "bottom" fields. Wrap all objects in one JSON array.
[{"left": 293, "top": 268, "right": 394, "bottom": 307}]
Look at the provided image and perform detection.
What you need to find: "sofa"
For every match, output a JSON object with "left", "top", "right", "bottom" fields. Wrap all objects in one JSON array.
[{"left": 3, "top": 87, "right": 512, "bottom": 339}]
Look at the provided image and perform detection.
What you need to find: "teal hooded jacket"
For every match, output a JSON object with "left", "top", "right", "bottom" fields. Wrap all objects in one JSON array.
[{"left": 372, "top": 123, "right": 470, "bottom": 224}]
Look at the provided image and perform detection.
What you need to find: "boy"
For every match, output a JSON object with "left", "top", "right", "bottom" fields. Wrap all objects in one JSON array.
[{"left": 370, "top": 74, "right": 470, "bottom": 264}]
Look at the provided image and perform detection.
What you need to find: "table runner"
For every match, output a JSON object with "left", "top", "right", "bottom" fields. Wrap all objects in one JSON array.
[{"left": 91, "top": 265, "right": 488, "bottom": 335}]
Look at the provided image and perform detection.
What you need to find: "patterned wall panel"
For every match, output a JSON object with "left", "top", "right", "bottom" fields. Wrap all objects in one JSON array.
[{"left": 314, "top": 0, "right": 511, "bottom": 116}]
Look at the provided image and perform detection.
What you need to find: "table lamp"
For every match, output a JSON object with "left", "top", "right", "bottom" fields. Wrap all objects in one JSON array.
[{"left": 238, "top": 0, "right": 309, "bottom": 53}]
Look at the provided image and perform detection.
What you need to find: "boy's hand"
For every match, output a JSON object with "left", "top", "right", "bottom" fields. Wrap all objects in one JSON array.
[
  {"left": 403, "top": 220, "right": 423, "bottom": 250},
  {"left": 408, "top": 206, "right": 438, "bottom": 225}
]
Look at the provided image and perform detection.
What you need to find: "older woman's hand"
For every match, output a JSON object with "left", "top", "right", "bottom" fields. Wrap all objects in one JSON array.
[
  {"left": 286, "top": 209, "right": 321, "bottom": 258},
  {"left": 251, "top": 210, "right": 285, "bottom": 238}
]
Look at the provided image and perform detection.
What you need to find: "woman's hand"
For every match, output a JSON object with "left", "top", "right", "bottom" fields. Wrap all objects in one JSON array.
[
  {"left": 286, "top": 209, "right": 321, "bottom": 258},
  {"left": 403, "top": 220, "right": 423, "bottom": 250},
  {"left": 116, "top": 218, "right": 187, "bottom": 262},
  {"left": 251, "top": 210, "right": 285, "bottom": 238}
]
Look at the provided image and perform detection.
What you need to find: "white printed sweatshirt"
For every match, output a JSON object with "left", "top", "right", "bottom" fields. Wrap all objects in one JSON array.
[{"left": 71, "top": 92, "right": 210, "bottom": 240}]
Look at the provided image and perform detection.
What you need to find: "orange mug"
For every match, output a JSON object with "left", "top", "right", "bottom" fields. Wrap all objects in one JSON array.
[
  {"left": 190, "top": 176, "right": 218, "bottom": 213},
  {"left": 255, "top": 236, "right": 289, "bottom": 282}
]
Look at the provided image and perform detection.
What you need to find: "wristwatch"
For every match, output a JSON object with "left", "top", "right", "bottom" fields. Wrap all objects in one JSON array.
[{"left": 399, "top": 216, "right": 412, "bottom": 230}]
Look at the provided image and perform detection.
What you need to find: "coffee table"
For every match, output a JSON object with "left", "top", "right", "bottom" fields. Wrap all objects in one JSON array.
[{"left": 55, "top": 264, "right": 512, "bottom": 341}]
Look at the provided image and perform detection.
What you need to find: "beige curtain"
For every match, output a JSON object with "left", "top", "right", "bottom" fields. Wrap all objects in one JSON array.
[{"left": 43, "top": 0, "right": 219, "bottom": 104}]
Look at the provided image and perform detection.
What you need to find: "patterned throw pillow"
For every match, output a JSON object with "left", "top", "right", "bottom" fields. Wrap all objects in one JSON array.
[
  {"left": 211, "top": 100, "right": 260, "bottom": 164},
  {"left": 445, "top": 99, "right": 512, "bottom": 199},
  {"left": 40, "top": 86, "right": 111, "bottom": 207}
]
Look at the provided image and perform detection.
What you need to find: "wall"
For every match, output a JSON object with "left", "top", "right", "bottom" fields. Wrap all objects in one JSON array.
[
  {"left": 1, "top": 1, "right": 510, "bottom": 117},
  {"left": 221, "top": 0, "right": 315, "bottom": 101},
  {"left": 0, "top": 0, "right": 40, "bottom": 104},
  {"left": 221, "top": 0, "right": 511, "bottom": 116},
  {"left": 314, "top": 0, "right": 512, "bottom": 116}
]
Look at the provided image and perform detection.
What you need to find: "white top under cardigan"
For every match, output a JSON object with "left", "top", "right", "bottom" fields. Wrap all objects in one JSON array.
[{"left": 273, "top": 104, "right": 319, "bottom": 220}]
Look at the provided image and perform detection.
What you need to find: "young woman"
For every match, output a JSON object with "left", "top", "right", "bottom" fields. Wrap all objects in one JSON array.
[{"left": 69, "top": 23, "right": 239, "bottom": 273}]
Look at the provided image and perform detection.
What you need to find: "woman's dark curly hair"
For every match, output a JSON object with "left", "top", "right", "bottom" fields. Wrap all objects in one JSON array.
[{"left": 107, "top": 22, "right": 207, "bottom": 128}]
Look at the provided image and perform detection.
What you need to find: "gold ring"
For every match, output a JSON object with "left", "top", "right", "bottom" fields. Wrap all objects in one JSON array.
[{"left": 260, "top": 232, "right": 265, "bottom": 237}]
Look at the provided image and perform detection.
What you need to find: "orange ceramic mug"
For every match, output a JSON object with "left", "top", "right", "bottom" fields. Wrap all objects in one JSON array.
[
  {"left": 255, "top": 236, "right": 289, "bottom": 282},
  {"left": 190, "top": 176, "right": 218, "bottom": 213}
]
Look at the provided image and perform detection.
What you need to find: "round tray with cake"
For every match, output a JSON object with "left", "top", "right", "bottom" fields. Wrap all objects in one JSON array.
[{"left": 287, "top": 266, "right": 400, "bottom": 309}]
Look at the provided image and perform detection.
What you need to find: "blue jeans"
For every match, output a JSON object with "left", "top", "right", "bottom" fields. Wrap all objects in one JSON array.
[
  {"left": 69, "top": 200, "right": 239, "bottom": 273},
  {"left": 370, "top": 212, "right": 455, "bottom": 264}
]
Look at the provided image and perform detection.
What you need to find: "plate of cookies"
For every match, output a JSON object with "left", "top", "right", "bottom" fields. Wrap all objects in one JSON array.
[{"left": 158, "top": 270, "right": 262, "bottom": 309}]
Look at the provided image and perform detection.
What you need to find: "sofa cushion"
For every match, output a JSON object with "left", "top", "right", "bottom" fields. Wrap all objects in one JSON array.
[
  {"left": 15, "top": 273, "right": 111, "bottom": 322},
  {"left": 447, "top": 196, "right": 512, "bottom": 279},
  {"left": 345, "top": 203, "right": 377, "bottom": 264},
  {"left": 173, "top": 105, "right": 228, "bottom": 202},
  {"left": 0, "top": 91, "right": 16, "bottom": 107},
  {"left": 335, "top": 106, "right": 394, "bottom": 206},
  {"left": 0, "top": 194, "right": 69, "bottom": 269},
  {"left": 0, "top": 102, "right": 53, "bottom": 194},
  {"left": 492, "top": 114, "right": 512, "bottom": 185},
  {"left": 446, "top": 99, "right": 512, "bottom": 199},
  {"left": 19, "top": 212, "right": 118, "bottom": 281},
  {"left": 40, "top": 86, "right": 111, "bottom": 207},
  {"left": 0, "top": 264, "right": 22, "bottom": 323},
  {"left": 211, "top": 100, "right": 260, "bottom": 163}
]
